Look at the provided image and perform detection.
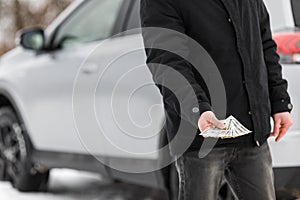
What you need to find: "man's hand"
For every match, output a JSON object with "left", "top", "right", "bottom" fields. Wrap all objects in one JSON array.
[
  {"left": 270, "top": 112, "right": 293, "bottom": 142},
  {"left": 198, "top": 111, "right": 226, "bottom": 132}
]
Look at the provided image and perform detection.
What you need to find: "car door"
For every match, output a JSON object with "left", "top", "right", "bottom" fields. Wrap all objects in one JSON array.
[
  {"left": 15, "top": 0, "right": 126, "bottom": 155},
  {"left": 99, "top": 0, "right": 166, "bottom": 175}
]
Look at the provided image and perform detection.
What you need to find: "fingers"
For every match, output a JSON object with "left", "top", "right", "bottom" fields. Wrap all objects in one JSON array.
[
  {"left": 275, "top": 122, "right": 292, "bottom": 142},
  {"left": 270, "top": 118, "right": 281, "bottom": 137},
  {"left": 211, "top": 116, "right": 226, "bottom": 130},
  {"left": 198, "top": 111, "right": 226, "bottom": 132},
  {"left": 199, "top": 123, "right": 212, "bottom": 132},
  {"left": 275, "top": 126, "right": 288, "bottom": 142},
  {"left": 270, "top": 112, "right": 293, "bottom": 141}
]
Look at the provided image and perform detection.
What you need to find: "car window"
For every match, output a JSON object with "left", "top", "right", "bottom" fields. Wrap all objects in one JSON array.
[
  {"left": 291, "top": 0, "right": 300, "bottom": 27},
  {"left": 264, "top": 0, "right": 295, "bottom": 31},
  {"left": 264, "top": 0, "right": 287, "bottom": 30},
  {"left": 53, "top": 0, "right": 124, "bottom": 49},
  {"left": 126, "top": 0, "right": 141, "bottom": 30}
]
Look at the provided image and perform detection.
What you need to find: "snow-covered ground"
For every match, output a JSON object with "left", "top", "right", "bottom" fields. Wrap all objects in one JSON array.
[{"left": 0, "top": 169, "right": 165, "bottom": 200}]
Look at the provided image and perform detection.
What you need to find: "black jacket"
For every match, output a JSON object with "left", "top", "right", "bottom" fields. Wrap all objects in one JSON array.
[{"left": 140, "top": 0, "right": 293, "bottom": 155}]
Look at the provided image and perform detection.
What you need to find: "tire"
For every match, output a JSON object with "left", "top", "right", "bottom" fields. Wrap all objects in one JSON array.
[
  {"left": 0, "top": 107, "right": 49, "bottom": 192},
  {"left": 0, "top": 155, "right": 9, "bottom": 181}
]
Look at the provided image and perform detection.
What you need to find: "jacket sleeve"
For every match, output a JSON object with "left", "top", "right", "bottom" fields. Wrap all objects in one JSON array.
[
  {"left": 140, "top": 0, "right": 212, "bottom": 128},
  {"left": 258, "top": 1, "right": 293, "bottom": 115}
]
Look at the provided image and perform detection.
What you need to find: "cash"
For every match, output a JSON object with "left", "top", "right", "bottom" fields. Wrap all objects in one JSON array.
[{"left": 199, "top": 115, "right": 252, "bottom": 139}]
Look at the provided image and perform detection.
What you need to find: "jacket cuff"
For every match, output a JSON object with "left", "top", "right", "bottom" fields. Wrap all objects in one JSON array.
[{"left": 271, "top": 99, "right": 293, "bottom": 115}]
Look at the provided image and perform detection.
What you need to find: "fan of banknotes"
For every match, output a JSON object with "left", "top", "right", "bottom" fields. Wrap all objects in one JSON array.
[{"left": 200, "top": 115, "right": 252, "bottom": 139}]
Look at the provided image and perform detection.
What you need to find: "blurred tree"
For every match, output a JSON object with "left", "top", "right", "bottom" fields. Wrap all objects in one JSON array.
[{"left": 0, "top": 0, "right": 73, "bottom": 55}]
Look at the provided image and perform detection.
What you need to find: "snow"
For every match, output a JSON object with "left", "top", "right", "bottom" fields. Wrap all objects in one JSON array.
[{"left": 0, "top": 169, "right": 165, "bottom": 200}]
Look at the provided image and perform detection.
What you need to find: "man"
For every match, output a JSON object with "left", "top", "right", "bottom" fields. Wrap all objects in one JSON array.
[{"left": 140, "top": 0, "right": 293, "bottom": 199}]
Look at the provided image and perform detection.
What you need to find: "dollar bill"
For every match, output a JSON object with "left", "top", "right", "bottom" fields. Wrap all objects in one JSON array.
[{"left": 200, "top": 115, "right": 252, "bottom": 139}]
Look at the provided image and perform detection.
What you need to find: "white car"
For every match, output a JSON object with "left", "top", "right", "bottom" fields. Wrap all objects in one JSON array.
[
  {"left": 0, "top": 0, "right": 175, "bottom": 197},
  {"left": 0, "top": 0, "right": 298, "bottom": 199},
  {"left": 265, "top": 0, "right": 300, "bottom": 198}
]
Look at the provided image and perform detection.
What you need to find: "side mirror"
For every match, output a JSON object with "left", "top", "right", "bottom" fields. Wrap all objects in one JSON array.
[{"left": 16, "top": 27, "right": 45, "bottom": 51}]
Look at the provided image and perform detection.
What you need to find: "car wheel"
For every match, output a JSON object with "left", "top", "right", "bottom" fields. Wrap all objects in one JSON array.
[
  {"left": 0, "top": 153, "right": 9, "bottom": 181},
  {"left": 0, "top": 107, "right": 49, "bottom": 192}
]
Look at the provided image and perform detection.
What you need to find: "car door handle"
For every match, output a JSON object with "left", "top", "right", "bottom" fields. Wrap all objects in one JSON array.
[{"left": 81, "top": 63, "right": 99, "bottom": 74}]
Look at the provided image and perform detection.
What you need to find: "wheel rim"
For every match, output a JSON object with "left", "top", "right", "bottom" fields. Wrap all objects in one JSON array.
[{"left": 0, "top": 121, "right": 27, "bottom": 181}]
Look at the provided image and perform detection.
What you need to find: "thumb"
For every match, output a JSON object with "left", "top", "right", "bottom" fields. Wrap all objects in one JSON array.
[
  {"left": 211, "top": 116, "right": 226, "bottom": 130},
  {"left": 271, "top": 118, "right": 281, "bottom": 137}
]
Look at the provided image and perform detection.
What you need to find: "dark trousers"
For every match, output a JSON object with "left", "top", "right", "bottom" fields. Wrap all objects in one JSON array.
[{"left": 175, "top": 142, "right": 276, "bottom": 200}]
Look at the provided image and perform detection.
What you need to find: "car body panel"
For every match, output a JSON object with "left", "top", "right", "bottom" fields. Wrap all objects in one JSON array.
[
  {"left": 268, "top": 64, "right": 300, "bottom": 168},
  {"left": 71, "top": 33, "right": 164, "bottom": 160},
  {"left": 264, "top": 0, "right": 300, "bottom": 170}
]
